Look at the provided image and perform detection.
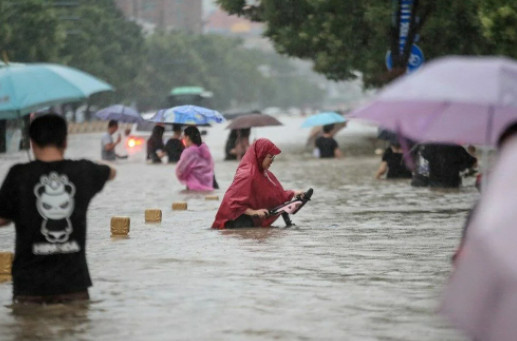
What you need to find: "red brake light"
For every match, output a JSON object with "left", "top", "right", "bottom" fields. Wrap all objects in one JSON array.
[{"left": 127, "top": 137, "right": 144, "bottom": 148}]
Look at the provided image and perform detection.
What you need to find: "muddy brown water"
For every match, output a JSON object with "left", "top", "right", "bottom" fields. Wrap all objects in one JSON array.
[{"left": 0, "top": 116, "right": 474, "bottom": 340}]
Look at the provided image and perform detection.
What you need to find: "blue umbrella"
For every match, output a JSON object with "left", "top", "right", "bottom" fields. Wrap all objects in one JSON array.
[
  {"left": 301, "top": 112, "right": 347, "bottom": 128},
  {"left": 148, "top": 105, "right": 225, "bottom": 126},
  {"left": 95, "top": 105, "right": 143, "bottom": 123},
  {"left": 0, "top": 62, "right": 113, "bottom": 119}
]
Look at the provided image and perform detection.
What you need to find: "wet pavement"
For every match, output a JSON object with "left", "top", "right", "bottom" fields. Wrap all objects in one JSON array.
[{"left": 0, "top": 116, "right": 474, "bottom": 340}]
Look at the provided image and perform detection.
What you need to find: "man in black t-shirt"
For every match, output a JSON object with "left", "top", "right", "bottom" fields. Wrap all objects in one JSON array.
[
  {"left": 0, "top": 114, "right": 116, "bottom": 304},
  {"left": 314, "top": 124, "right": 341, "bottom": 158}
]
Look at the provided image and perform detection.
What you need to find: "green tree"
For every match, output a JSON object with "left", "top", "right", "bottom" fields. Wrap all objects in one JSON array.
[
  {"left": 57, "top": 0, "right": 145, "bottom": 105},
  {"left": 0, "top": 0, "right": 64, "bottom": 62},
  {"left": 133, "top": 32, "right": 324, "bottom": 111},
  {"left": 479, "top": 1, "right": 517, "bottom": 57},
  {"left": 0, "top": 0, "right": 65, "bottom": 152},
  {"left": 132, "top": 32, "right": 213, "bottom": 111},
  {"left": 181, "top": 34, "right": 324, "bottom": 109},
  {"left": 186, "top": 34, "right": 263, "bottom": 109},
  {"left": 217, "top": 0, "right": 494, "bottom": 87}
]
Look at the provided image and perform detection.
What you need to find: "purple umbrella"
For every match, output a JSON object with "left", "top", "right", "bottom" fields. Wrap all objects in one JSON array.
[
  {"left": 350, "top": 56, "right": 517, "bottom": 146},
  {"left": 95, "top": 104, "right": 143, "bottom": 123},
  {"left": 440, "top": 138, "right": 517, "bottom": 341}
]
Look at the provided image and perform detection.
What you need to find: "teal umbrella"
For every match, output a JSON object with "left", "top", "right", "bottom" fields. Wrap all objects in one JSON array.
[
  {"left": 301, "top": 111, "right": 347, "bottom": 128},
  {"left": 0, "top": 63, "right": 113, "bottom": 120}
]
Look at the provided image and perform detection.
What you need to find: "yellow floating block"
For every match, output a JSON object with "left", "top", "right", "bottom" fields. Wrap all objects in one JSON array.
[
  {"left": 205, "top": 195, "right": 219, "bottom": 201},
  {"left": 172, "top": 202, "right": 188, "bottom": 210},
  {"left": 145, "top": 209, "right": 162, "bottom": 223},
  {"left": 111, "top": 216, "right": 130, "bottom": 236},
  {"left": 0, "top": 252, "right": 13, "bottom": 275}
]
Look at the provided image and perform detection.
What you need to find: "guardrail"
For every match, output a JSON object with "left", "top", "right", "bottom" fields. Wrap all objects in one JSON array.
[{"left": 68, "top": 121, "right": 106, "bottom": 134}]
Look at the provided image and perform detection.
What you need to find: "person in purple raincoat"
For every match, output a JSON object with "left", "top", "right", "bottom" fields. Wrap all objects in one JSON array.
[{"left": 175, "top": 126, "right": 216, "bottom": 191}]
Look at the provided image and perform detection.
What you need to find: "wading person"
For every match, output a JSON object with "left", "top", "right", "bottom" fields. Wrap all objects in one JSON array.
[
  {"left": 224, "top": 129, "right": 238, "bottom": 161},
  {"left": 234, "top": 128, "right": 251, "bottom": 160},
  {"left": 375, "top": 142, "right": 412, "bottom": 179},
  {"left": 315, "top": 124, "right": 341, "bottom": 158},
  {"left": 164, "top": 124, "right": 184, "bottom": 163},
  {"left": 0, "top": 114, "right": 116, "bottom": 304},
  {"left": 421, "top": 143, "right": 477, "bottom": 188},
  {"left": 146, "top": 125, "right": 166, "bottom": 163},
  {"left": 212, "top": 138, "right": 303, "bottom": 228},
  {"left": 101, "top": 120, "right": 121, "bottom": 161},
  {"left": 175, "top": 126, "right": 216, "bottom": 191}
]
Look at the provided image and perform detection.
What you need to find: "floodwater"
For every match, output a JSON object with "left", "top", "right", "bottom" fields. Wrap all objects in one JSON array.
[{"left": 0, "top": 116, "right": 476, "bottom": 340}]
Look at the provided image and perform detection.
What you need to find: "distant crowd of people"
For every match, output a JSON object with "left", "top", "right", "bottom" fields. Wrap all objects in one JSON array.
[
  {"left": 99, "top": 117, "right": 481, "bottom": 197},
  {"left": 101, "top": 120, "right": 217, "bottom": 191},
  {"left": 375, "top": 137, "right": 477, "bottom": 189}
]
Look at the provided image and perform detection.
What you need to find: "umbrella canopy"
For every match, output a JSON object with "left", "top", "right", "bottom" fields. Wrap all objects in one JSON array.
[
  {"left": 440, "top": 138, "right": 517, "bottom": 341},
  {"left": 226, "top": 113, "right": 282, "bottom": 130},
  {"left": 148, "top": 105, "right": 225, "bottom": 126},
  {"left": 95, "top": 105, "right": 143, "bottom": 123},
  {"left": 350, "top": 55, "right": 517, "bottom": 146},
  {"left": 0, "top": 63, "right": 113, "bottom": 120},
  {"left": 223, "top": 109, "right": 262, "bottom": 120},
  {"left": 301, "top": 112, "right": 347, "bottom": 128}
]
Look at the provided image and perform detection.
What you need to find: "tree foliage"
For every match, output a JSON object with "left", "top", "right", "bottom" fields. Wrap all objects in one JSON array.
[
  {"left": 0, "top": 0, "right": 325, "bottom": 114},
  {"left": 0, "top": 0, "right": 64, "bottom": 62},
  {"left": 134, "top": 32, "right": 324, "bottom": 111},
  {"left": 479, "top": 1, "right": 517, "bottom": 56},
  {"left": 217, "top": 0, "right": 511, "bottom": 87},
  {"left": 56, "top": 0, "right": 145, "bottom": 103}
]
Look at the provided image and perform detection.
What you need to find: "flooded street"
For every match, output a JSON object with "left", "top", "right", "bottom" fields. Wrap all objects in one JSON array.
[{"left": 0, "top": 116, "right": 475, "bottom": 340}]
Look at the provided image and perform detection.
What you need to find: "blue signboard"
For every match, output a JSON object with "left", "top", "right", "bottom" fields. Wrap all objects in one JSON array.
[
  {"left": 385, "top": 0, "right": 424, "bottom": 73},
  {"left": 385, "top": 44, "right": 425, "bottom": 73},
  {"left": 406, "top": 44, "right": 424, "bottom": 72},
  {"left": 399, "top": 0, "right": 412, "bottom": 53}
]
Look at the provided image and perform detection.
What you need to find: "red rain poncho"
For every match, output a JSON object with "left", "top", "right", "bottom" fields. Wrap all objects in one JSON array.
[{"left": 212, "top": 138, "right": 294, "bottom": 228}]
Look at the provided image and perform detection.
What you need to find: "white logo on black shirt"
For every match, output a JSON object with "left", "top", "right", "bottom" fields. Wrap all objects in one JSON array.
[{"left": 32, "top": 172, "right": 80, "bottom": 254}]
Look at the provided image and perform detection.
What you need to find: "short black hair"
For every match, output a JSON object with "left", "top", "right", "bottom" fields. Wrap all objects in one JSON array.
[
  {"left": 108, "top": 120, "right": 118, "bottom": 128},
  {"left": 239, "top": 128, "right": 251, "bottom": 137},
  {"left": 323, "top": 124, "right": 334, "bottom": 133},
  {"left": 172, "top": 124, "right": 182, "bottom": 133},
  {"left": 184, "top": 126, "right": 202, "bottom": 146},
  {"left": 29, "top": 113, "right": 67, "bottom": 148}
]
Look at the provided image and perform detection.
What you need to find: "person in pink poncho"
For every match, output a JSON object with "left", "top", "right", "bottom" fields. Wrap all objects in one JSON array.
[{"left": 175, "top": 126, "right": 216, "bottom": 191}]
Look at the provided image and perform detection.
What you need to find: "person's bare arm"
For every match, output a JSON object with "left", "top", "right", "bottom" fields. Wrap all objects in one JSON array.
[
  {"left": 334, "top": 148, "right": 342, "bottom": 158},
  {"left": 293, "top": 190, "right": 305, "bottom": 197},
  {"left": 97, "top": 161, "right": 117, "bottom": 180},
  {"left": 108, "top": 166, "right": 117, "bottom": 180},
  {"left": 0, "top": 217, "right": 11, "bottom": 227},
  {"left": 375, "top": 161, "right": 388, "bottom": 179},
  {"left": 105, "top": 134, "right": 122, "bottom": 151}
]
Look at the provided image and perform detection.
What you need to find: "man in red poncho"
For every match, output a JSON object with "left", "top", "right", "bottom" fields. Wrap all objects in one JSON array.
[{"left": 212, "top": 138, "right": 303, "bottom": 228}]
